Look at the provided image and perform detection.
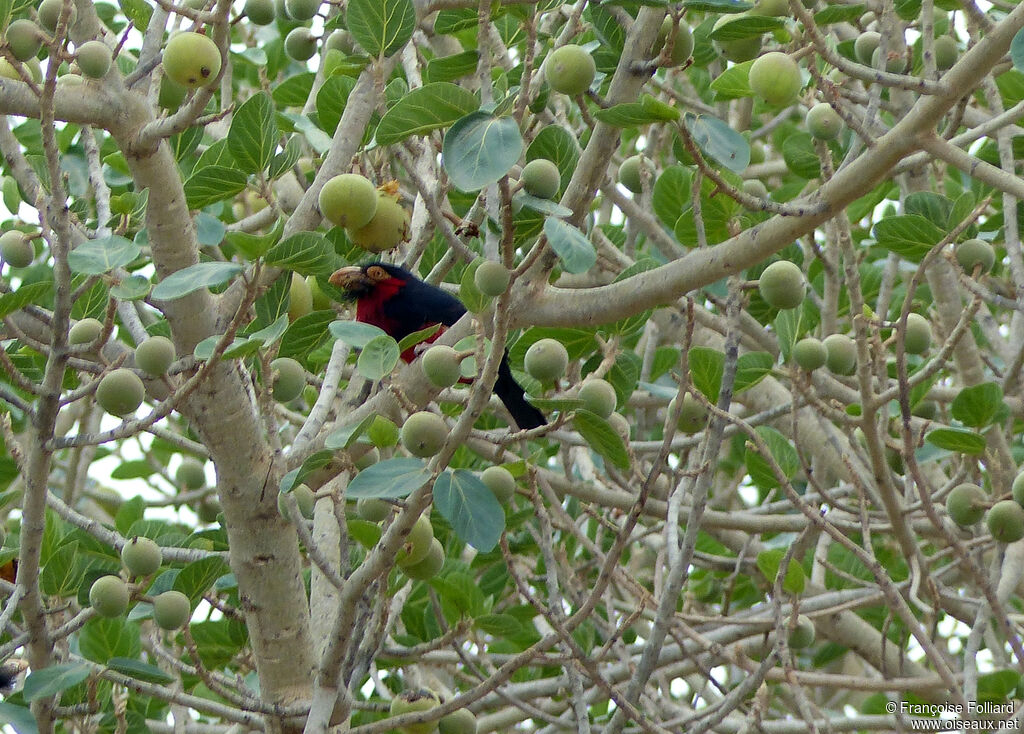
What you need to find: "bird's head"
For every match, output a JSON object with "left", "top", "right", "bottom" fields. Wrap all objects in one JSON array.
[{"left": 329, "top": 262, "right": 409, "bottom": 299}]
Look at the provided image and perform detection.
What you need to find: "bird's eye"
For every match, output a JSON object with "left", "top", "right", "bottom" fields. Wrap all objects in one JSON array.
[{"left": 367, "top": 265, "right": 388, "bottom": 281}]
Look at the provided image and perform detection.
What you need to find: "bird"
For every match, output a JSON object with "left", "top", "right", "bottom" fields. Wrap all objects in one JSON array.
[{"left": 329, "top": 262, "right": 546, "bottom": 430}]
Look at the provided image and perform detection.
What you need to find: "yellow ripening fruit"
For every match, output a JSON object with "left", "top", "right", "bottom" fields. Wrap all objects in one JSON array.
[{"left": 163, "top": 31, "right": 221, "bottom": 90}]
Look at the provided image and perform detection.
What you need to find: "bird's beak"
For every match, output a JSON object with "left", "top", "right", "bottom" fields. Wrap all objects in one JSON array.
[{"left": 329, "top": 266, "right": 367, "bottom": 291}]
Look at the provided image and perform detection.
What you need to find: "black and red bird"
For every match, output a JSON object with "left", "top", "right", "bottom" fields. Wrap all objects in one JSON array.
[{"left": 329, "top": 262, "right": 545, "bottom": 430}]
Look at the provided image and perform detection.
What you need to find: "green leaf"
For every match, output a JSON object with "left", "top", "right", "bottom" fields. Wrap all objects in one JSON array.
[
  {"left": 183, "top": 166, "right": 248, "bottom": 210},
  {"left": 106, "top": 657, "right": 174, "bottom": 685},
  {"left": 115, "top": 496, "right": 146, "bottom": 536},
  {"left": 0, "top": 702, "right": 39, "bottom": 734},
  {"left": 977, "top": 669, "right": 1019, "bottom": 703},
  {"left": 173, "top": 556, "right": 230, "bottom": 602},
  {"left": 755, "top": 549, "right": 806, "bottom": 595},
  {"left": 40, "top": 541, "right": 84, "bottom": 597},
  {"left": 474, "top": 613, "right": 524, "bottom": 637},
  {"left": 734, "top": 352, "right": 774, "bottom": 394},
  {"left": 330, "top": 319, "right": 389, "bottom": 347},
  {"left": 434, "top": 469, "right": 505, "bottom": 552},
  {"left": 111, "top": 274, "right": 150, "bottom": 301},
  {"left": 279, "top": 449, "right": 334, "bottom": 493},
  {"left": 119, "top": 0, "right": 151, "bottom": 30},
  {"left": 904, "top": 191, "right": 953, "bottom": 228},
  {"left": 925, "top": 427, "right": 986, "bottom": 455},
  {"left": 397, "top": 324, "right": 442, "bottom": 354},
  {"left": 950, "top": 382, "right": 1004, "bottom": 428},
  {"left": 375, "top": 83, "right": 480, "bottom": 145},
  {"left": 425, "top": 50, "right": 480, "bottom": 83},
  {"left": 526, "top": 125, "right": 580, "bottom": 193},
  {"left": 684, "top": 113, "right": 749, "bottom": 174},
  {"left": 782, "top": 132, "right": 821, "bottom": 179},
  {"left": 709, "top": 14, "right": 783, "bottom": 40},
  {"left": 79, "top": 617, "right": 141, "bottom": 664},
  {"left": 263, "top": 232, "right": 337, "bottom": 275},
  {"left": 683, "top": 0, "right": 751, "bottom": 9},
  {"left": 709, "top": 59, "right": 752, "bottom": 100},
  {"left": 22, "top": 663, "right": 91, "bottom": 702},
  {"left": 356, "top": 334, "right": 401, "bottom": 380},
  {"left": 1012, "top": 26, "right": 1024, "bottom": 73},
  {"left": 316, "top": 75, "right": 358, "bottom": 136},
  {"left": 68, "top": 235, "right": 140, "bottom": 275},
  {"left": 813, "top": 3, "right": 866, "bottom": 23},
  {"left": 442, "top": 110, "right": 524, "bottom": 192},
  {"left": 227, "top": 218, "right": 284, "bottom": 261},
  {"left": 652, "top": 166, "right": 692, "bottom": 229},
  {"left": 278, "top": 311, "right": 334, "bottom": 362},
  {"left": 516, "top": 193, "right": 573, "bottom": 218},
  {"left": 151, "top": 263, "right": 243, "bottom": 301},
  {"left": 872, "top": 215, "right": 945, "bottom": 262},
  {"left": 688, "top": 347, "right": 724, "bottom": 403},
  {"left": 346, "top": 0, "right": 415, "bottom": 57},
  {"left": 272, "top": 72, "right": 315, "bottom": 108},
  {"left": 543, "top": 218, "right": 596, "bottom": 274},
  {"left": 346, "top": 457, "right": 431, "bottom": 498},
  {"left": 573, "top": 409, "right": 630, "bottom": 470},
  {"left": 0, "top": 280, "right": 52, "bottom": 318},
  {"left": 592, "top": 94, "right": 680, "bottom": 127},
  {"left": 268, "top": 135, "right": 303, "bottom": 181},
  {"left": 228, "top": 93, "right": 277, "bottom": 173},
  {"left": 325, "top": 413, "right": 377, "bottom": 450},
  {"left": 745, "top": 426, "right": 799, "bottom": 490}
]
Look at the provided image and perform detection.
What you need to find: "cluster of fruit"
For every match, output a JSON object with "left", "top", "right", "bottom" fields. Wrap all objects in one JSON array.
[
  {"left": 88, "top": 538, "right": 191, "bottom": 630},
  {"left": 0, "top": 1, "right": 111, "bottom": 82},
  {"left": 319, "top": 174, "right": 411, "bottom": 253},
  {"left": 240, "top": 0, "right": 355, "bottom": 63},
  {"left": 74, "top": 330, "right": 177, "bottom": 419},
  {"left": 946, "top": 473, "right": 1024, "bottom": 544}
]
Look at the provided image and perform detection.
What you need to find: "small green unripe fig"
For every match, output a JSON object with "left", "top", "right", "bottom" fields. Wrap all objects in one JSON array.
[
  {"left": 196, "top": 498, "right": 221, "bottom": 523},
  {"left": 608, "top": 411, "right": 631, "bottom": 442},
  {"left": 618, "top": 155, "right": 654, "bottom": 194},
  {"left": 324, "top": 30, "right": 355, "bottom": 54},
  {"left": 749, "top": 140, "right": 766, "bottom": 164},
  {"left": 402, "top": 537, "right": 445, "bottom": 581},
  {"left": 0, "top": 58, "right": 22, "bottom": 81},
  {"left": 152, "top": 590, "right": 191, "bottom": 630},
  {"left": 69, "top": 318, "right": 103, "bottom": 346},
  {"left": 748, "top": 52, "right": 802, "bottom": 107},
  {"left": 163, "top": 31, "right": 221, "bottom": 89},
  {"left": 912, "top": 400, "right": 938, "bottom": 420},
  {"left": 422, "top": 345, "right": 463, "bottom": 388},
  {"left": 319, "top": 173, "right": 378, "bottom": 229},
  {"left": 278, "top": 483, "right": 315, "bottom": 520},
  {"left": 788, "top": 615, "right": 815, "bottom": 649},
  {"left": 933, "top": 35, "right": 958, "bottom": 71},
  {"left": 389, "top": 689, "right": 441, "bottom": 734},
  {"left": 742, "top": 179, "right": 768, "bottom": 198},
  {"left": 6, "top": 19, "right": 41, "bottom": 62},
  {"left": 481, "top": 465, "right": 516, "bottom": 504},
  {"left": 956, "top": 238, "right": 995, "bottom": 275},
  {"left": 367, "top": 415, "right": 400, "bottom": 448},
  {"left": 474, "top": 261, "right": 511, "bottom": 297},
  {"left": 521, "top": 158, "right": 560, "bottom": 200},
  {"left": 854, "top": 32, "right": 881, "bottom": 65},
  {"left": 96, "top": 368, "right": 145, "bottom": 417},
  {"left": 76, "top": 40, "right": 112, "bottom": 79},
  {"left": 578, "top": 378, "right": 617, "bottom": 419},
  {"left": 792, "top": 337, "right": 827, "bottom": 371},
  {"left": 284, "top": 0, "right": 318, "bottom": 20},
  {"left": 37, "top": 0, "right": 76, "bottom": 32},
  {"left": 397, "top": 514, "right": 435, "bottom": 567},
  {"left": 355, "top": 446, "right": 380, "bottom": 470},
  {"left": 346, "top": 190, "right": 411, "bottom": 253},
  {"left": 823, "top": 334, "right": 856, "bottom": 375},
  {"left": 805, "top": 103, "right": 842, "bottom": 140},
  {"left": 524, "top": 338, "right": 569, "bottom": 382},
  {"left": 712, "top": 15, "right": 763, "bottom": 63},
  {"left": 987, "top": 500, "right": 1024, "bottom": 543},
  {"left": 669, "top": 393, "right": 707, "bottom": 434},
  {"left": 401, "top": 411, "right": 448, "bottom": 458},
  {"left": 158, "top": 75, "right": 186, "bottom": 110},
  {"left": 135, "top": 335, "right": 176, "bottom": 376},
  {"left": 243, "top": 0, "right": 276, "bottom": 24},
  {"left": 176, "top": 458, "right": 206, "bottom": 490},
  {"left": 284, "top": 27, "right": 317, "bottom": 61},
  {"left": 270, "top": 357, "right": 305, "bottom": 402},
  {"left": 121, "top": 536, "right": 162, "bottom": 577},
  {"left": 902, "top": 313, "right": 931, "bottom": 355},
  {"left": 356, "top": 497, "right": 391, "bottom": 522},
  {"left": 288, "top": 272, "right": 313, "bottom": 322},
  {"left": 89, "top": 575, "right": 129, "bottom": 618},
  {"left": 438, "top": 707, "right": 478, "bottom": 734},
  {"left": 653, "top": 17, "right": 693, "bottom": 66},
  {"left": 1013, "top": 472, "right": 1024, "bottom": 507},
  {"left": 946, "top": 483, "right": 986, "bottom": 526},
  {"left": 307, "top": 275, "right": 331, "bottom": 311},
  {"left": 0, "top": 230, "right": 33, "bottom": 267},
  {"left": 758, "top": 260, "right": 805, "bottom": 310},
  {"left": 871, "top": 47, "right": 906, "bottom": 73},
  {"left": 543, "top": 44, "right": 595, "bottom": 96}
]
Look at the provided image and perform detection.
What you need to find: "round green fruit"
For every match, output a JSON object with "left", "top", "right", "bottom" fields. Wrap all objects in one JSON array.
[
  {"left": 356, "top": 497, "right": 391, "bottom": 522},
  {"left": 163, "top": 32, "right": 221, "bottom": 90},
  {"left": 135, "top": 335, "right": 175, "bottom": 376},
  {"left": 956, "top": 238, "right": 995, "bottom": 275},
  {"left": 284, "top": 27, "right": 317, "bottom": 61},
  {"left": 37, "top": 0, "right": 75, "bottom": 32},
  {"left": 6, "top": 19, "right": 41, "bottom": 62},
  {"left": 946, "top": 483, "right": 986, "bottom": 526},
  {"left": 319, "top": 173, "right": 378, "bottom": 229},
  {"left": 1013, "top": 472, "right": 1024, "bottom": 507},
  {"left": 933, "top": 35, "right": 958, "bottom": 71},
  {"left": 76, "top": 40, "right": 112, "bottom": 79},
  {"left": 481, "top": 465, "right": 516, "bottom": 504},
  {"left": 987, "top": 500, "right": 1024, "bottom": 543},
  {"left": 307, "top": 275, "right": 332, "bottom": 310},
  {"left": 749, "top": 140, "right": 766, "bottom": 164},
  {"left": 288, "top": 272, "right": 313, "bottom": 322},
  {"left": 0, "top": 230, "right": 33, "bottom": 267},
  {"left": 158, "top": 75, "right": 186, "bottom": 109},
  {"left": 609, "top": 411, "right": 631, "bottom": 442},
  {"left": 96, "top": 368, "right": 145, "bottom": 417},
  {"left": 243, "top": 0, "right": 276, "bottom": 24},
  {"left": 196, "top": 498, "right": 221, "bottom": 523},
  {"left": 823, "top": 334, "right": 856, "bottom": 375},
  {"left": 871, "top": 47, "right": 906, "bottom": 74},
  {"left": 543, "top": 44, "right": 595, "bottom": 96},
  {"left": 278, "top": 483, "right": 315, "bottom": 520},
  {"left": 758, "top": 260, "right": 805, "bottom": 310},
  {"left": 653, "top": 17, "right": 693, "bottom": 66},
  {"left": 525, "top": 338, "right": 569, "bottom": 382},
  {"left": 578, "top": 378, "right": 617, "bottom": 418},
  {"left": 742, "top": 179, "right": 768, "bottom": 198},
  {"left": 439, "top": 708, "right": 478, "bottom": 734},
  {"left": 792, "top": 337, "right": 827, "bottom": 371},
  {"left": 854, "top": 32, "right": 880, "bottom": 64},
  {"left": 397, "top": 514, "right": 435, "bottom": 567},
  {"left": 69, "top": 317, "right": 103, "bottom": 346},
  {"left": 401, "top": 537, "right": 445, "bottom": 581},
  {"left": 400, "top": 411, "right": 448, "bottom": 458},
  {"left": 521, "top": 158, "right": 560, "bottom": 200},
  {"left": 670, "top": 393, "right": 707, "bottom": 434},
  {"left": 389, "top": 689, "right": 441, "bottom": 734},
  {"left": 422, "top": 345, "right": 463, "bottom": 388},
  {"left": 805, "top": 102, "right": 842, "bottom": 140},
  {"left": 902, "top": 313, "right": 931, "bottom": 355},
  {"left": 346, "top": 191, "right": 410, "bottom": 253},
  {"left": 789, "top": 615, "right": 815, "bottom": 649},
  {"left": 748, "top": 52, "right": 802, "bottom": 107},
  {"left": 474, "top": 260, "right": 511, "bottom": 297},
  {"left": 284, "top": 0, "right": 318, "bottom": 20},
  {"left": 89, "top": 575, "right": 129, "bottom": 618},
  {"left": 712, "top": 15, "right": 762, "bottom": 63},
  {"left": 176, "top": 458, "right": 206, "bottom": 490},
  {"left": 152, "top": 590, "right": 191, "bottom": 630},
  {"left": 618, "top": 154, "right": 654, "bottom": 194},
  {"left": 912, "top": 400, "right": 938, "bottom": 420},
  {"left": 270, "top": 357, "right": 305, "bottom": 402},
  {"left": 121, "top": 536, "right": 162, "bottom": 577},
  {"left": 324, "top": 30, "right": 355, "bottom": 54},
  {"left": 0, "top": 58, "right": 22, "bottom": 81}
]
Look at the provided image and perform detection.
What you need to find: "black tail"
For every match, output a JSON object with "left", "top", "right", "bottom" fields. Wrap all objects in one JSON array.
[{"left": 495, "top": 356, "right": 545, "bottom": 430}]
